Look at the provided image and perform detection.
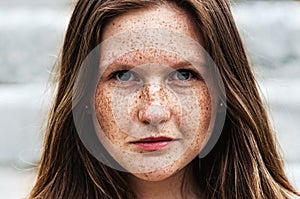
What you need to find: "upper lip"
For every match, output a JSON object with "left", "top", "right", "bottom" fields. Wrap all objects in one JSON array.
[{"left": 130, "top": 136, "right": 174, "bottom": 143}]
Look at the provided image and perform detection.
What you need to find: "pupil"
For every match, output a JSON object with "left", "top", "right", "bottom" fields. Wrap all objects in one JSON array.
[{"left": 177, "top": 71, "right": 190, "bottom": 80}]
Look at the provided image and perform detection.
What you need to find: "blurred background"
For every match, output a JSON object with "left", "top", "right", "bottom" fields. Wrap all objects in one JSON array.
[{"left": 0, "top": 0, "right": 299, "bottom": 198}]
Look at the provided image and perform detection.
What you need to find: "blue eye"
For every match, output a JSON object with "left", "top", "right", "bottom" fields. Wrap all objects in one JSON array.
[
  {"left": 171, "top": 69, "right": 194, "bottom": 81},
  {"left": 112, "top": 70, "right": 137, "bottom": 82}
]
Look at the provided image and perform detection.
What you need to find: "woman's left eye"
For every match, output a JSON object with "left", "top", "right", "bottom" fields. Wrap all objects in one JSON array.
[{"left": 170, "top": 69, "right": 196, "bottom": 81}]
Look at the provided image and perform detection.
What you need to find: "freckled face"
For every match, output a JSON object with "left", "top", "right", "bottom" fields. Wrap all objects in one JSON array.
[{"left": 94, "top": 5, "right": 218, "bottom": 181}]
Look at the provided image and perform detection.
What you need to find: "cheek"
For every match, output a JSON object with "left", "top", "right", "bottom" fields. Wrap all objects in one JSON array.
[
  {"left": 94, "top": 84, "right": 124, "bottom": 141},
  {"left": 195, "top": 85, "right": 212, "bottom": 130},
  {"left": 179, "top": 83, "right": 212, "bottom": 145}
]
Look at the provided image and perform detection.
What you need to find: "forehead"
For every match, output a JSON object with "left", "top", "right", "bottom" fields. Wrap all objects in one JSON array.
[
  {"left": 99, "top": 4, "right": 205, "bottom": 67},
  {"left": 101, "top": 4, "right": 202, "bottom": 44}
]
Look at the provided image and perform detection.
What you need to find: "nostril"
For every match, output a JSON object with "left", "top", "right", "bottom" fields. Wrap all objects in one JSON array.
[
  {"left": 142, "top": 118, "right": 165, "bottom": 126},
  {"left": 159, "top": 119, "right": 166, "bottom": 125},
  {"left": 143, "top": 120, "right": 150, "bottom": 125},
  {"left": 138, "top": 104, "right": 170, "bottom": 126}
]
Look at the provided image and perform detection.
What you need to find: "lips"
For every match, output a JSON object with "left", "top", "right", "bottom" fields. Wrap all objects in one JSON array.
[{"left": 130, "top": 136, "right": 174, "bottom": 151}]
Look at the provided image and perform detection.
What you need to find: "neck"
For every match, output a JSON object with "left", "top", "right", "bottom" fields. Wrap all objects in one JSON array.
[{"left": 128, "top": 168, "right": 199, "bottom": 199}]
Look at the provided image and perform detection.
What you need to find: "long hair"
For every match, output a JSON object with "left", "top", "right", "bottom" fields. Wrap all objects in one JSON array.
[{"left": 29, "top": 0, "right": 299, "bottom": 198}]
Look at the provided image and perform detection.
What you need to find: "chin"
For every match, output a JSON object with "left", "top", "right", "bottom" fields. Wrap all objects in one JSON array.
[{"left": 131, "top": 165, "right": 183, "bottom": 182}]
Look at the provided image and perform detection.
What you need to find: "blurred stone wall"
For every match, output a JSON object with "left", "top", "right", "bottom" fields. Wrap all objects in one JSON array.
[{"left": 0, "top": 1, "right": 71, "bottom": 166}]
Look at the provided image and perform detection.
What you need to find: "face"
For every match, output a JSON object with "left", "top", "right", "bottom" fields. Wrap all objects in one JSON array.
[{"left": 93, "top": 4, "right": 218, "bottom": 181}]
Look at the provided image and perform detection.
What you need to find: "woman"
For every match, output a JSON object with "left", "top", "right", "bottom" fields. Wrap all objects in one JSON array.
[{"left": 29, "top": 0, "right": 299, "bottom": 198}]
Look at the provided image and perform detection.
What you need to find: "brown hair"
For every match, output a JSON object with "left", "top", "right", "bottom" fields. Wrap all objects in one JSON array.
[{"left": 29, "top": 0, "right": 299, "bottom": 198}]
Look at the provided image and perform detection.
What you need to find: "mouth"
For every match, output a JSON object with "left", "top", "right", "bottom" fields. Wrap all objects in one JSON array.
[{"left": 130, "top": 136, "right": 175, "bottom": 151}]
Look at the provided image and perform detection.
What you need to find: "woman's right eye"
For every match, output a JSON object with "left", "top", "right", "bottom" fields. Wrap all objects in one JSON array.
[{"left": 111, "top": 70, "right": 138, "bottom": 82}]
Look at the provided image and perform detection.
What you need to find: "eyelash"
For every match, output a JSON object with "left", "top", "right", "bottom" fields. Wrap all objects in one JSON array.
[
  {"left": 109, "top": 69, "right": 202, "bottom": 82},
  {"left": 110, "top": 70, "right": 139, "bottom": 82},
  {"left": 170, "top": 69, "right": 201, "bottom": 81}
]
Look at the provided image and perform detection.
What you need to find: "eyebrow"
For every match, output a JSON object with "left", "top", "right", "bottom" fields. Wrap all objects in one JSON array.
[
  {"left": 100, "top": 59, "right": 207, "bottom": 78},
  {"left": 103, "top": 60, "right": 206, "bottom": 69},
  {"left": 172, "top": 61, "right": 196, "bottom": 69},
  {"left": 104, "top": 63, "right": 135, "bottom": 70},
  {"left": 99, "top": 63, "right": 135, "bottom": 75},
  {"left": 171, "top": 60, "right": 208, "bottom": 70}
]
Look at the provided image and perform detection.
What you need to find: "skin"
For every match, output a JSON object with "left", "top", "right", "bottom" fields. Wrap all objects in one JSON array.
[{"left": 94, "top": 3, "right": 218, "bottom": 198}]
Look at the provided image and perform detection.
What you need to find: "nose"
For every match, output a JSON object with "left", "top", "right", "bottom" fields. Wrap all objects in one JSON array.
[
  {"left": 138, "top": 104, "right": 170, "bottom": 126},
  {"left": 137, "top": 84, "right": 171, "bottom": 126}
]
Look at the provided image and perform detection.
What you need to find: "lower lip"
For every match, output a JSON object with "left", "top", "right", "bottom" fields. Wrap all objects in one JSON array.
[{"left": 133, "top": 141, "right": 173, "bottom": 151}]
